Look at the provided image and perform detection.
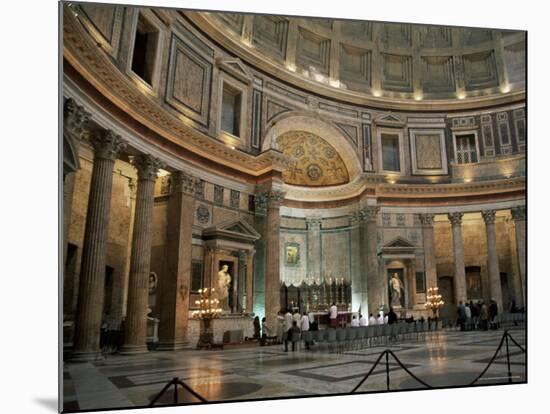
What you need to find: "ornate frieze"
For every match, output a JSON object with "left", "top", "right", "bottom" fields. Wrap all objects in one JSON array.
[{"left": 196, "top": 205, "right": 210, "bottom": 224}]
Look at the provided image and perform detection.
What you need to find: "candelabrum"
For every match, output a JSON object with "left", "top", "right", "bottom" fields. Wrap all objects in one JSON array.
[
  {"left": 425, "top": 286, "right": 445, "bottom": 318},
  {"left": 192, "top": 288, "right": 222, "bottom": 349}
]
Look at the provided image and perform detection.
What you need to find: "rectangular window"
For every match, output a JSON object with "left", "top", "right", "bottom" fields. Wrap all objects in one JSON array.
[
  {"left": 381, "top": 133, "right": 400, "bottom": 172},
  {"left": 415, "top": 271, "right": 426, "bottom": 294},
  {"left": 221, "top": 83, "right": 242, "bottom": 137},
  {"left": 191, "top": 261, "right": 203, "bottom": 293},
  {"left": 131, "top": 13, "right": 159, "bottom": 85},
  {"left": 455, "top": 134, "right": 478, "bottom": 164}
]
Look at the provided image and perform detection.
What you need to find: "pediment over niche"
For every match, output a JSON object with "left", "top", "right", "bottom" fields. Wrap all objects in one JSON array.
[
  {"left": 384, "top": 236, "right": 415, "bottom": 248},
  {"left": 216, "top": 57, "right": 253, "bottom": 84},
  {"left": 203, "top": 217, "right": 260, "bottom": 244},
  {"left": 374, "top": 112, "right": 406, "bottom": 127}
]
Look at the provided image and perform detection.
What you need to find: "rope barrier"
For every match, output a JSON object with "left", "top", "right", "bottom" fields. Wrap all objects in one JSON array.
[
  {"left": 352, "top": 329, "right": 525, "bottom": 393},
  {"left": 149, "top": 377, "right": 207, "bottom": 406}
]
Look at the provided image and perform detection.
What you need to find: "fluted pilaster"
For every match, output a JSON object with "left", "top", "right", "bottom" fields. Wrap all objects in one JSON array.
[
  {"left": 71, "top": 130, "right": 126, "bottom": 362},
  {"left": 419, "top": 213, "right": 438, "bottom": 290},
  {"left": 157, "top": 171, "right": 196, "bottom": 351},
  {"left": 120, "top": 154, "right": 163, "bottom": 354},
  {"left": 264, "top": 190, "right": 284, "bottom": 333},
  {"left": 482, "top": 210, "right": 503, "bottom": 311},
  {"left": 448, "top": 212, "right": 466, "bottom": 303},
  {"left": 360, "top": 206, "right": 380, "bottom": 314},
  {"left": 511, "top": 206, "right": 526, "bottom": 307}
]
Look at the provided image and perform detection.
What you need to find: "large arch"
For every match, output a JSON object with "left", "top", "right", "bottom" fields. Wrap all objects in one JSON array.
[{"left": 261, "top": 111, "right": 363, "bottom": 182}]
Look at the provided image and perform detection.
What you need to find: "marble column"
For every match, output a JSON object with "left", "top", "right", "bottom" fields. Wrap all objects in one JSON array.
[
  {"left": 362, "top": 206, "right": 380, "bottom": 315},
  {"left": 237, "top": 250, "right": 247, "bottom": 312},
  {"left": 419, "top": 213, "right": 438, "bottom": 289},
  {"left": 253, "top": 194, "right": 268, "bottom": 318},
  {"left": 306, "top": 217, "right": 322, "bottom": 278},
  {"left": 157, "top": 171, "right": 195, "bottom": 351},
  {"left": 245, "top": 250, "right": 255, "bottom": 313},
  {"left": 511, "top": 206, "right": 526, "bottom": 307},
  {"left": 63, "top": 99, "right": 89, "bottom": 295},
  {"left": 482, "top": 210, "right": 503, "bottom": 311},
  {"left": 264, "top": 190, "right": 284, "bottom": 333},
  {"left": 120, "top": 154, "right": 163, "bottom": 354},
  {"left": 448, "top": 212, "right": 467, "bottom": 303},
  {"left": 349, "top": 213, "right": 362, "bottom": 312},
  {"left": 71, "top": 130, "right": 126, "bottom": 362}
]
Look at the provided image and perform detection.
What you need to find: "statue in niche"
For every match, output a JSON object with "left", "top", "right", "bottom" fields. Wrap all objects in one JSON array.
[
  {"left": 218, "top": 264, "right": 232, "bottom": 311},
  {"left": 389, "top": 273, "right": 404, "bottom": 308},
  {"left": 148, "top": 272, "right": 158, "bottom": 312}
]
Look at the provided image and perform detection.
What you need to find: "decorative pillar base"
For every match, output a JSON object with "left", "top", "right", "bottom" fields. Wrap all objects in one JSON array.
[
  {"left": 69, "top": 350, "right": 104, "bottom": 363},
  {"left": 156, "top": 340, "right": 189, "bottom": 351},
  {"left": 118, "top": 344, "right": 149, "bottom": 355}
]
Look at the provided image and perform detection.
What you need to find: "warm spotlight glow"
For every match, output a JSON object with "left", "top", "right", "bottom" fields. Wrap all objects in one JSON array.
[
  {"left": 457, "top": 91, "right": 466, "bottom": 100},
  {"left": 500, "top": 83, "right": 511, "bottom": 93},
  {"left": 464, "top": 178, "right": 472, "bottom": 183},
  {"left": 286, "top": 63, "right": 296, "bottom": 72},
  {"left": 329, "top": 79, "right": 341, "bottom": 88},
  {"left": 414, "top": 93, "right": 423, "bottom": 101},
  {"left": 373, "top": 89, "right": 382, "bottom": 97}
]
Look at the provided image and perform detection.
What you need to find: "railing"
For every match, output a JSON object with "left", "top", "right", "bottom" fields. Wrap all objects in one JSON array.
[{"left": 149, "top": 377, "right": 207, "bottom": 406}]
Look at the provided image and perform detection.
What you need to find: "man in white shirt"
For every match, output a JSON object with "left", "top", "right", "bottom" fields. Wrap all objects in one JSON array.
[
  {"left": 369, "top": 313, "right": 377, "bottom": 325},
  {"left": 359, "top": 313, "right": 368, "bottom": 326},
  {"left": 377, "top": 312, "right": 385, "bottom": 325},
  {"left": 300, "top": 312, "right": 311, "bottom": 350},
  {"left": 350, "top": 315, "right": 359, "bottom": 327},
  {"left": 384, "top": 314, "right": 389, "bottom": 324},
  {"left": 292, "top": 310, "right": 301, "bottom": 327},
  {"left": 329, "top": 303, "right": 338, "bottom": 328}
]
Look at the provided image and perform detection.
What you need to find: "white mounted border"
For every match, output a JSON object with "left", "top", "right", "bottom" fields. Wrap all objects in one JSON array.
[
  {"left": 409, "top": 129, "right": 448, "bottom": 175},
  {"left": 451, "top": 129, "right": 481, "bottom": 165},
  {"left": 375, "top": 126, "right": 406, "bottom": 176}
]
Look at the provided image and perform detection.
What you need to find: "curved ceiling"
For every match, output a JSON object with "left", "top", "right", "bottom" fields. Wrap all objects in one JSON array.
[
  {"left": 192, "top": 12, "right": 526, "bottom": 104},
  {"left": 277, "top": 131, "right": 350, "bottom": 187}
]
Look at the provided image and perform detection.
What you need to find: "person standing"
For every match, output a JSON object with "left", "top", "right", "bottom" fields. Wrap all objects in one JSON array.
[
  {"left": 480, "top": 301, "right": 489, "bottom": 331},
  {"left": 283, "top": 309, "right": 293, "bottom": 347},
  {"left": 387, "top": 308, "right": 398, "bottom": 325},
  {"left": 292, "top": 310, "right": 301, "bottom": 328},
  {"left": 301, "top": 312, "right": 311, "bottom": 350},
  {"left": 329, "top": 303, "right": 338, "bottom": 328},
  {"left": 377, "top": 312, "right": 385, "bottom": 325},
  {"left": 276, "top": 311, "right": 285, "bottom": 343},
  {"left": 369, "top": 313, "right": 377, "bottom": 326},
  {"left": 350, "top": 315, "right": 359, "bottom": 327},
  {"left": 457, "top": 301, "right": 466, "bottom": 331},
  {"left": 359, "top": 313, "right": 368, "bottom": 326},
  {"left": 285, "top": 321, "right": 301, "bottom": 352},
  {"left": 464, "top": 303, "right": 472, "bottom": 330},
  {"left": 253, "top": 316, "right": 261, "bottom": 339}
]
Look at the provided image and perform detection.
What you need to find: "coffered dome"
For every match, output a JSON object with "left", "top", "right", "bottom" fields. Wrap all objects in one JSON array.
[{"left": 192, "top": 12, "right": 525, "bottom": 105}]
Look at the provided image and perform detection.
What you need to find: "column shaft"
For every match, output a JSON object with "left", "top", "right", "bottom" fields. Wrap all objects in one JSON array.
[
  {"left": 157, "top": 171, "right": 195, "bottom": 351},
  {"left": 349, "top": 214, "right": 362, "bottom": 312},
  {"left": 71, "top": 130, "right": 125, "bottom": 362},
  {"left": 482, "top": 210, "right": 503, "bottom": 311},
  {"left": 511, "top": 207, "right": 526, "bottom": 307},
  {"left": 449, "top": 213, "right": 467, "bottom": 303},
  {"left": 253, "top": 195, "right": 267, "bottom": 317},
  {"left": 419, "top": 214, "right": 438, "bottom": 289},
  {"left": 264, "top": 191, "right": 284, "bottom": 332},
  {"left": 121, "top": 154, "right": 162, "bottom": 354},
  {"left": 363, "top": 207, "right": 380, "bottom": 315}
]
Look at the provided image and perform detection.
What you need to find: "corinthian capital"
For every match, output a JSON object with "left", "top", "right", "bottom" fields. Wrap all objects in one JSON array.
[
  {"left": 265, "top": 190, "right": 285, "bottom": 209},
  {"left": 132, "top": 154, "right": 164, "bottom": 181},
  {"left": 511, "top": 206, "right": 526, "bottom": 221},
  {"left": 306, "top": 217, "right": 322, "bottom": 230},
  {"left": 360, "top": 206, "right": 379, "bottom": 222},
  {"left": 171, "top": 171, "right": 196, "bottom": 195},
  {"left": 447, "top": 212, "right": 464, "bottom": 226},
  {"left": 90, "top": 130, "right": 126, "bottom": 161},
  {"left": 254, "top": 193, "right": 268, "bottom": 216},
  {"left": 64, "top": 98, "right": 91, "bottom": 140},
  {"left": 418, "top": 213, "right": 435, "bottom": 226},
  {"left": 481, "top": 210, "right": 496, "bottom": 225}
]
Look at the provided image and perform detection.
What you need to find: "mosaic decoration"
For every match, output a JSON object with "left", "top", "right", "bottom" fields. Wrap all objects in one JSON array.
[{"left": 276, "top": 131, "right": 349, "bottom": 186}]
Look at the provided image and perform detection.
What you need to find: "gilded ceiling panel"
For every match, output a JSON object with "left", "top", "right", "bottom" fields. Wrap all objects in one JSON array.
[{"left": 277, "top": 131, "right": 350, "bottom": 186}]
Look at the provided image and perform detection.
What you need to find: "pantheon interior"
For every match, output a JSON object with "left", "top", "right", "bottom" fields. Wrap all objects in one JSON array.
[{"left": 61, "top": 2, "right": 526, "bottom": 412}]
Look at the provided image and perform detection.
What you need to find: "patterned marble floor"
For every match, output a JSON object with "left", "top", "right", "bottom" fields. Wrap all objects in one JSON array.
[{"left": 62, "top": 326, "right": 526, "bottom": 412}]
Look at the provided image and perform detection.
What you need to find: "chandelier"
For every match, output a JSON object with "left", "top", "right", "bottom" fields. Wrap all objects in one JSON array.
[{"left": 425, "top": 286, "right": 444, "bottom": 317}]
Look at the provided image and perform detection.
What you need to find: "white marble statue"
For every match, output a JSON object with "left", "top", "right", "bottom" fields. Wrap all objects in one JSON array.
[
  {"left": 218, "top": 264, "right": 232, "bottom": 311},
  {"left": 389, "top": 273, "right": 404, "bottom": 308}
]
